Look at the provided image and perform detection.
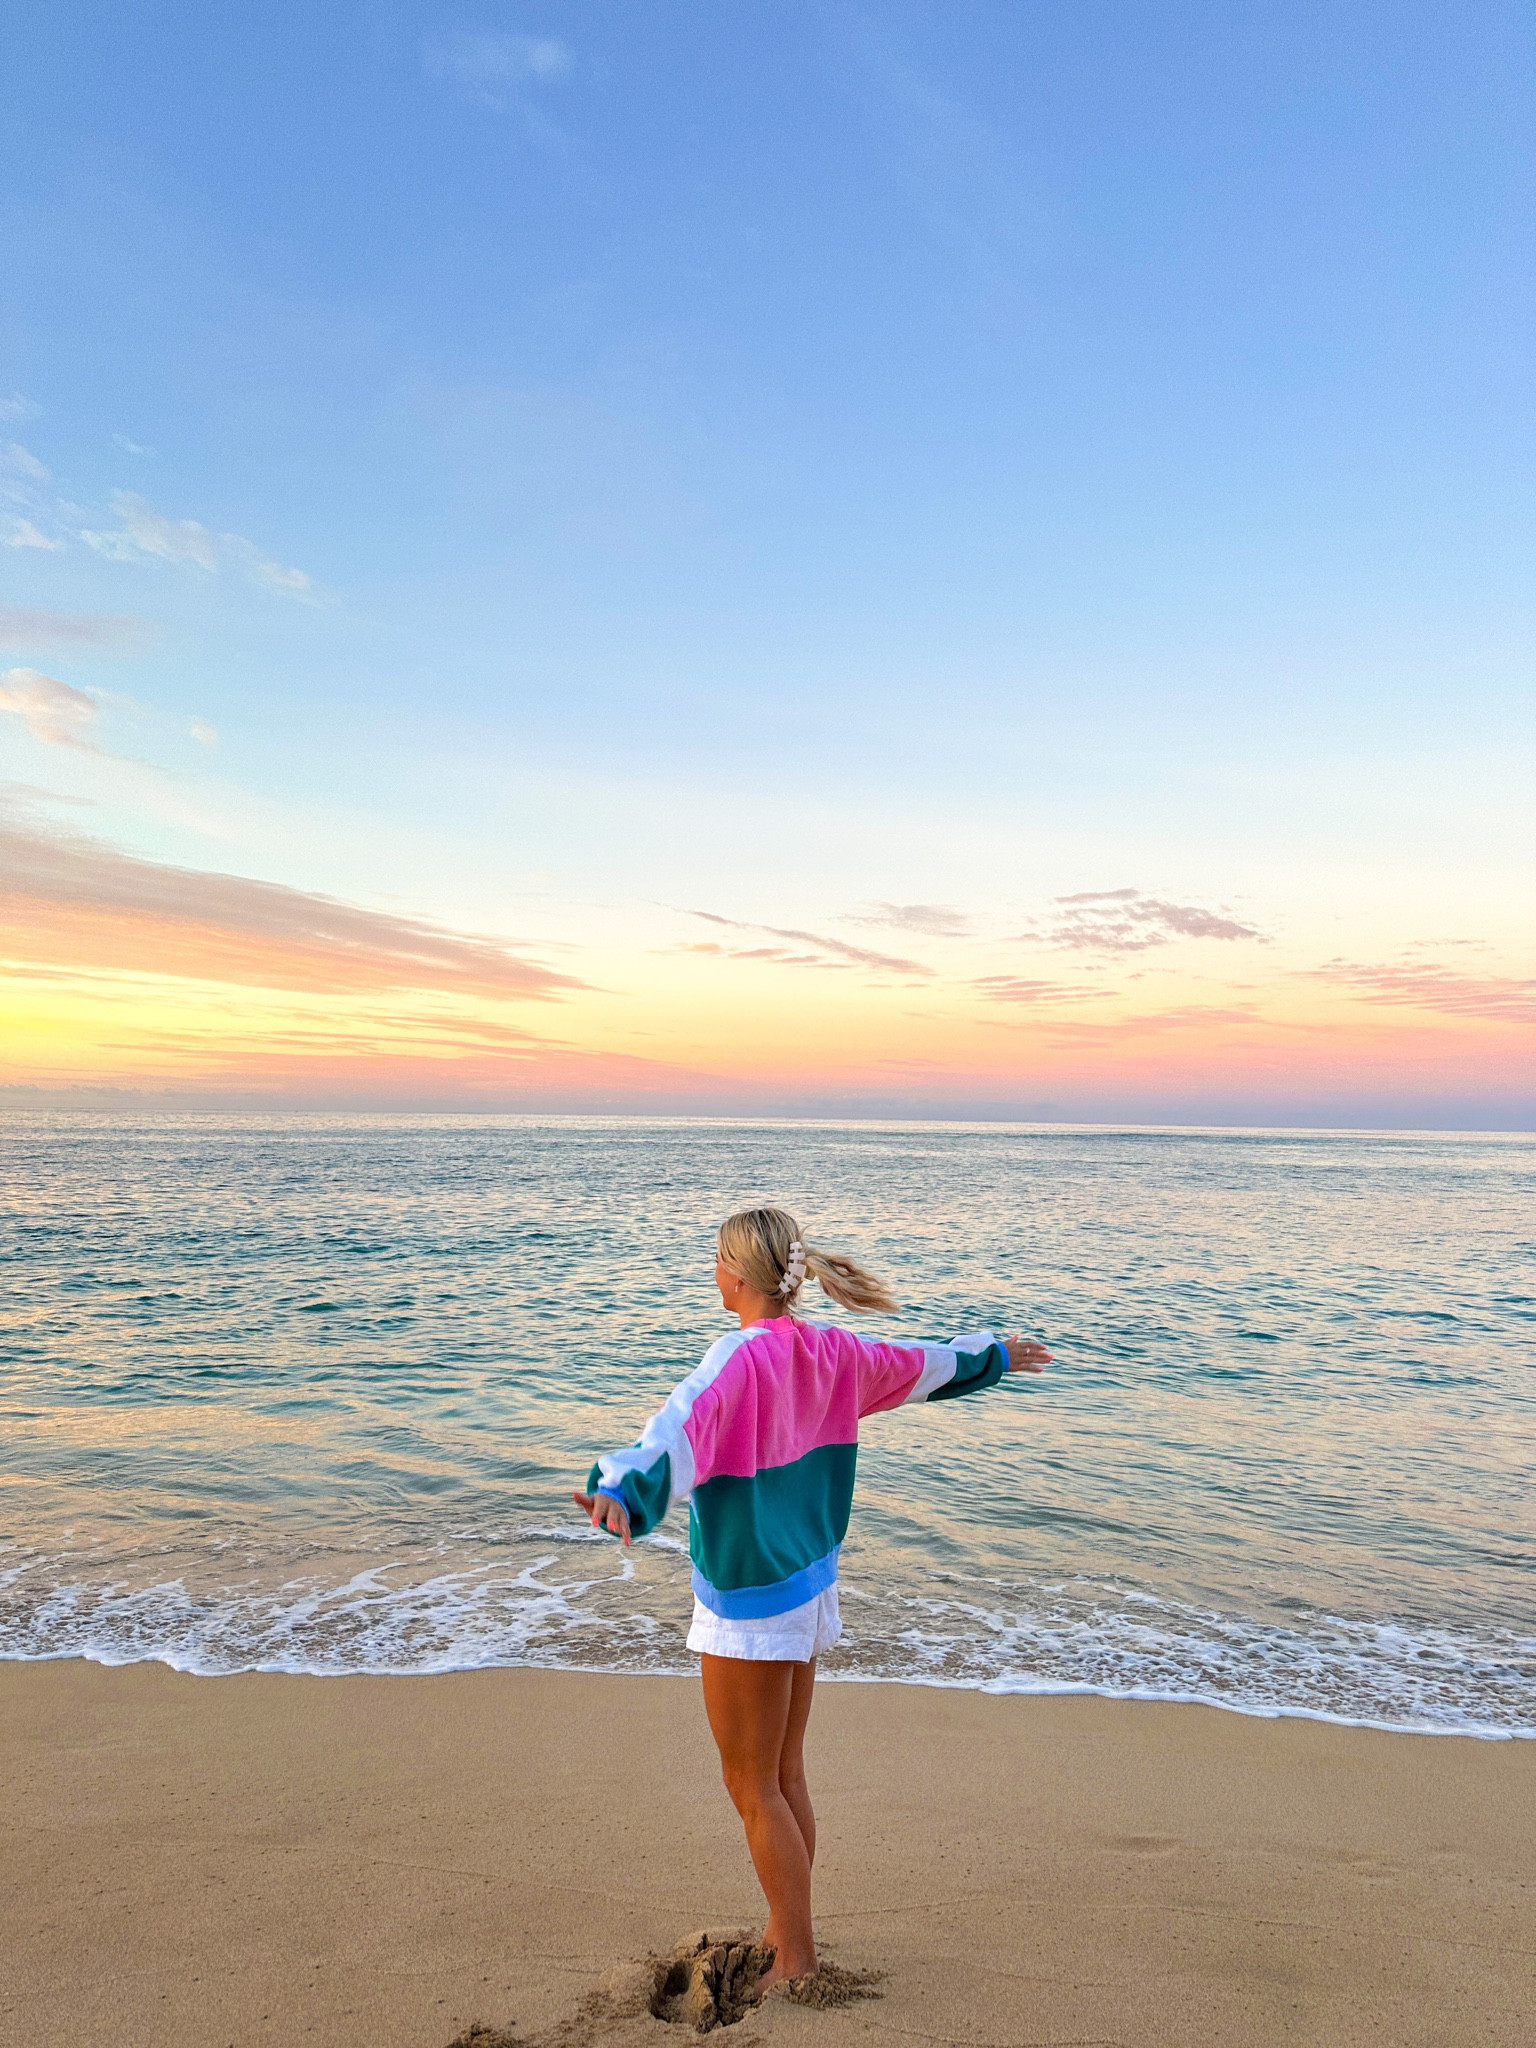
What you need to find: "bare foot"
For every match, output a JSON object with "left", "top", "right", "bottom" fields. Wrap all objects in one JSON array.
[
  {"left": 774, "top": 1961, "right": 884, "bottom": 2009},
  {"left": 757, "top": 1949, "right": 816, "bottom": 1991}
]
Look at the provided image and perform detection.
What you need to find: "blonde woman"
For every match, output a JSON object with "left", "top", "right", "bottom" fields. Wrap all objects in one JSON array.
[{"left": 573, "top": 1205, "right": 1050, "bottom": 1988}]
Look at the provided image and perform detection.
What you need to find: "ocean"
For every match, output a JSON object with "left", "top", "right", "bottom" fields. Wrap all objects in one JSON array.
[{"left": 2, "top": 1114, "right": 1532, "bottom": 1735}]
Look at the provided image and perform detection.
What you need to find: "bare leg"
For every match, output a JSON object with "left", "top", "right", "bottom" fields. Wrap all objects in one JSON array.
[
  {"left": 778, "top": 1656, "right": 817, "bottom": 1868},
  {"left": 700, "top": 1653, "right": 818, "bottom": 1984}
]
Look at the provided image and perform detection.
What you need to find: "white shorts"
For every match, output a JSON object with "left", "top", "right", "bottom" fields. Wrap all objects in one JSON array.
[{"left": 686, "top": 1583, "right": 842, "bottom": 1663}]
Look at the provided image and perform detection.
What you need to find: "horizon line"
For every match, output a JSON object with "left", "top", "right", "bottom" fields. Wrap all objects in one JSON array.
[{"left": 1, "top": 1101, "right": 1530, "bottom": 1140}]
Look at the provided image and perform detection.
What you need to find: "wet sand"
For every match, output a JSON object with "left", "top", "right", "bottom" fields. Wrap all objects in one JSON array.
[{"left": 2, "top": 1659, "right": 1532, "bottom": 2048}]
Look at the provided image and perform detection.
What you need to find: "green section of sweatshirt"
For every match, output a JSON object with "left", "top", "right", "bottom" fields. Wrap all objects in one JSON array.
[{"left": 689, "top": 1440, "right": 858, "bottom": 1591}]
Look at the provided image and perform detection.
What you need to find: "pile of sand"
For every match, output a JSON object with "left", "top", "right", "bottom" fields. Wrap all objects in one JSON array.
[
  {"left": 648, "top": 1931, "right": 776, "bottom": 2030},
  {"left": 444, "top": 1932, "right": 883, "bottom": 2045}
]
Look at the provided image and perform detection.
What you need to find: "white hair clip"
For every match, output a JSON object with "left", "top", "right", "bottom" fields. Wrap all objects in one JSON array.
[{"left": 778, "top": 1240, "right": 807, "bottom": 1294}]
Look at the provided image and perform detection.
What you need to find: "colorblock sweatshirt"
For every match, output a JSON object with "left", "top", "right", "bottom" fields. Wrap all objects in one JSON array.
[{"left": 585, "top": 1316, "right": 1010, "bottom": 1619}]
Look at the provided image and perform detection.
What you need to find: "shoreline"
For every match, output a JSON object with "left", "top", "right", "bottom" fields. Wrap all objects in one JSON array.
[
  {"left": 5, "top": 1646, "right": 1531, "bottom": 1741},
  {"left": 4, "top": 1657, "right": 1532, "bottom": 2048}
]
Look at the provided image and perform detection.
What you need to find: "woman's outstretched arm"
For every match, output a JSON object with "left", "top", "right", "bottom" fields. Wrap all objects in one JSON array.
[
  {"left": 857, "top": 1328, "right": 1050, "bottom": 1413},
  {"left": 574, "top": 1325, "right": 757, "bottom": 1544},
  {"left": 920, "top": 1330, "right": 1051, "bottom": 1400},
  {"left": 575, "top": 1412, "right": 678, "bottom": 1547}
]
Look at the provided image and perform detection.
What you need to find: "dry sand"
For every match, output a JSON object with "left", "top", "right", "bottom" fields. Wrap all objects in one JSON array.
[{"left": 2, "top": 1659, "right": 1531, "bottom": 2048}]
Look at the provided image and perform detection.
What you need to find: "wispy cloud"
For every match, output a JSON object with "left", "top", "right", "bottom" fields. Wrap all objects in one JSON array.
[
  {"left": 80, "top": 492, "right": 316, "bottom": 601},
  {"left": 0, "top": 781, "right": 95, "bottom": 810},
  {"left": 1, "top": 442, "right": 50, "bottom": 483},
  {"left": 0, "top": 661, "right": 216, "bottom": 766},
  {"left": 1024, "top": 889, "right": 1264, "bottom": 953},
  {"left": 0, "top": 808, "right": 585, "bottom": 1002},
  {"left": 2, "top": 441, "right": 63, "bottom": 550},
  {"left": 112, "top": 433, "right": 155, "bottom": 457},
  {"left": 0, "top": 608, "right": 152, "bottom": 650},
  {"left": 0, "top": 669, "right": 101, "bottom": 750},
  {"left": 222, "top": 534, "right": 315, "bottom": 599},
  {"left": 0, "top": 395, "right": 38, "bottom": 422},
  {"left": 689, "top": 909, "right": 933, "bottom": 977},
  {"left": 423, "top": 28, "right": 573, "bottom": 108},
  {"left": 972, "top": 975, "right": 1112, "bottom": 1005},
  {"left": 681, "top": 942, "right": 831, "bottom": 968},
  {"left": 846, "top": 901, "right": 973, "bottom": 937},
  {"left": 1312, "top": 961, "right": 1536, "bottom": 1023},
  {"left": 2, "top": 435, "right": 313, "bottom": 595},
  {"left": 80, "top": 493, "right": 216, "bottom": 571},
  {"left": 4, "top": 519, "right": 63, "bottom": 551}
]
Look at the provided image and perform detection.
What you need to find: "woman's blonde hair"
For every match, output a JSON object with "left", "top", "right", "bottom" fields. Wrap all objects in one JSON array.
[{"left": 717, "top": 1205, "right": 898, "bottom": 1316}]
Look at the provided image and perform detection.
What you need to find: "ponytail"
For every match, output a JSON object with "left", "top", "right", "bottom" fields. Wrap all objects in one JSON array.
[{"left": 716, "top": 1206, "right": 898, "bottom": 1316}]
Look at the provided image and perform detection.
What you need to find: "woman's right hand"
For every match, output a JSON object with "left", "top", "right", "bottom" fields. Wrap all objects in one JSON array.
[
  {"left": 572, "top": 1489, "right": 633, "bottom": 1544},
  {"left": 1004, "top": 1335, "right": 1052, "bottom": 1373}
]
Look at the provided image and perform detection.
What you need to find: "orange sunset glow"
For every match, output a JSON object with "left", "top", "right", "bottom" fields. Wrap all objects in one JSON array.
[{"left": 4, "top": 802, "right": 1529, "bottom": 1121}]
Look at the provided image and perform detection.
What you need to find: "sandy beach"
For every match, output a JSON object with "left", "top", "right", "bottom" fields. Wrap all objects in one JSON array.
[{"left": 2, "top": 1660, "right": 1532, "bottom": 2048}]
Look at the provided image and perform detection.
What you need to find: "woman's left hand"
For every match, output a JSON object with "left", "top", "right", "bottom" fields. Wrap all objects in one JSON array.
[
  {"left": 1003, "top": 1334, "right": 1051, "bottom": 1372},
  {"left": 573, "top": 1489, "right": 633, "bottom": 1544}
]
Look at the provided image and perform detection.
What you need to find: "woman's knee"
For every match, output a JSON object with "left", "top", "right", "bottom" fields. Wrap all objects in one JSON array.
[
  {"left": 721, "top": 1757, "right": 779, "bottom": 1818},
  {"left": 777, "top": 1759, "right": 808, "bottom": 1804}
]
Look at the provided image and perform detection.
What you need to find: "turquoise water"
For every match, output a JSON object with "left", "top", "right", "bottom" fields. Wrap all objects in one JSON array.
[{"left": 2, "top": 1114, "right": 1532, "bottom": 1733}]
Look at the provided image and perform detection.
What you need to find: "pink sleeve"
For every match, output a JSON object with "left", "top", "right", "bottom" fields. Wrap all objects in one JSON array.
[{"left": 854, "top": 1334, "right": 928, "bottom": 1417}]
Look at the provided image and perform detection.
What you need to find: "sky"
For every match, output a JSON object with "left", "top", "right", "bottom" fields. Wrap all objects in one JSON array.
[{"left": 1, "top": 0, "right": 1532, "bottom": 1125}]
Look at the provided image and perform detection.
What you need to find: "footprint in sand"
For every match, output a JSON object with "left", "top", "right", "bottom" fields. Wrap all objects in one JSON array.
[
  {"left": 444, "top": 1931, "right": 882, "bottom": 2044},
  {"left": 650, "top": 1932, "right": 775, "bottom": 2029}
]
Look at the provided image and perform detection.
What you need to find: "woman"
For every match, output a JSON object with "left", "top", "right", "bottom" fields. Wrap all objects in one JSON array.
[{"left": 573, "top": 1205, "right": 1049, "bottom": 1988}]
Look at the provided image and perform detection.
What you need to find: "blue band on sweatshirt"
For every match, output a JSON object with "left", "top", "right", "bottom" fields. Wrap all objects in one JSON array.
[{"left": 691, "top": 1547, "right": 840, "bottom": 1619}]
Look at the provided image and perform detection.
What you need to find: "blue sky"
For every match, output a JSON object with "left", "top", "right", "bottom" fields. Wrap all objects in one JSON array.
[{"left": 1, "top": 3, "right": 1531, "bottom": 1120}]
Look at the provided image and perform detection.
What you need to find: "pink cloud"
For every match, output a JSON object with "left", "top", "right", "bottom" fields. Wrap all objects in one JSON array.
[
  {"left": 1311, "top": 961, "right": 1536, "bottom": 1024},
  {"left": 689, "top": 909, "right": 933, "bottom": 976},
  {"left": 845, "top": 901, "right": 973, "bottom": 937},
  {"left": 1028, "top": 889, "right": 1264, "bottom": 953},
  {"left": 972, "top": 975, "right": 1112, "bottom": 1005},
  {"left": 0, "top": 808, "right": 583, "bottom": 1001},
  {"left": 0, "top": 669, "right": 100, "bottom": 749}
]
